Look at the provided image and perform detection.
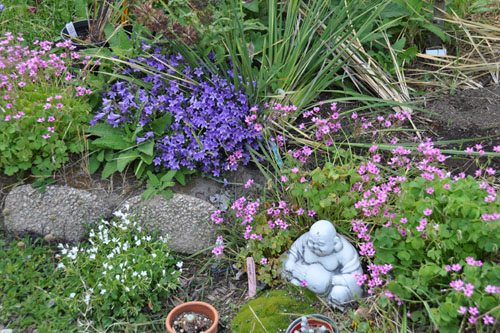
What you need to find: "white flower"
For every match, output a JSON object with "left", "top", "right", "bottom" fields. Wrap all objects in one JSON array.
[
  {"left": 135, "top": 240, "right": 141, "bottom": 246},
  {"left": 162, "top": 269, "right": 166, "bottom": 276},
  {"left": 107, "top": 253, "right": 114, "bottom": 259},
  {"left": 115, "top": 274, "right": 120, "bottom": 280},
  {"left": 176, "top": 261, "right": 183, "bottom": 269},
  {"left": 57, "top": 262, "right": 65, "bottom": 269},
  {"left": 89, "top": 254, "right": 96, "bottom": 260},
  {"left": 100, "top": 289, "right": 107, "bottom": 295},
  {"left": 108, "top": 265, "right": 113, "bottom": 270},
  {"left": 125, "top": 286, "right": 130, "bottom": 292},
  {"left": 152, "top": 253, "right": 157, "bottom": 258},
  {"left": 103, "top": 263, "right": 108, "bottom": 269},
  {"left": 69, "top": 293, "right": 76, "bottom": 298},
  {"left": 141, "top": 271, "right": 147, "bottom": 277},
  {"left": 132, "top": 271, "right": 138, "bottom": 277}
]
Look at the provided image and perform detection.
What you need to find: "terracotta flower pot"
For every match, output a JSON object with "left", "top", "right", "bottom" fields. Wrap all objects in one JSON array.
[
  {"left": 166, "top": 301, "right": 219, "bottom": 333},
  {"left": 286, "top": 314, "right": 337, "bottom": 333}
]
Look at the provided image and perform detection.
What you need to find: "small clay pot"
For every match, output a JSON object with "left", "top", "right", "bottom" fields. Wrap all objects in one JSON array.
[
  {"left": 286, "top": 314, "right": 337, "bottom": 333},
  {"left": 166, "top": 301, "right": 219, "bottom": 333}
]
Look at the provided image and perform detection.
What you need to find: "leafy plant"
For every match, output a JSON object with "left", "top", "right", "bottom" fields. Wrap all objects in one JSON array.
[
  {"left": 89, "top": 42, "right": 262, "bottom": 178},
  {"left": 57, "top": 208, "right": 183, "bottom": 328},
  {"left": 0, "top": 34, "right": 92, "bottom": 176},
  {"left": 0, "top": 236, "right": 74, "bottom": 331},
  {"left": 142, "top": 169, "right": 194, "bottom": 200}
]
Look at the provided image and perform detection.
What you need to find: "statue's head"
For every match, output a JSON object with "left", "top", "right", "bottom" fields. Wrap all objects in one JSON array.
[{"left": 306, "top": 220, "right": 342, "bottom": 256}]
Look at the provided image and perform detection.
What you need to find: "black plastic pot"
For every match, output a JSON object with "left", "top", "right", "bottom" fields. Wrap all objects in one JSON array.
[{"left": 61, "top": 20, "right": 108, "bottom": 51}]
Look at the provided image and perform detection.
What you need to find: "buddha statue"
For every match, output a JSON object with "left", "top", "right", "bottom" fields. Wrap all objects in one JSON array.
[{"left": 282, "top": 220, "right": 364, "bottom": 304}]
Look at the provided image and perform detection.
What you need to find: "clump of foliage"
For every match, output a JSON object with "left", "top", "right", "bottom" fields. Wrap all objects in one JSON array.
[
  {"left": 0, "top": 236, "right": 74, "bottom": 331},
  {"left": 350, "top": 141, "right": 500, "bottom": 331},
  {"left": 88, "top": 43, "right": 262, "bottom": 178},
  {"left": 0, "top": 33, "right": 92, "bottom": 176},
  {"left": 128, "top": 0, "right": 199, "bottom": 45},
  {"left": 56, "top": 208, "right": 183, "bottom": 328}
]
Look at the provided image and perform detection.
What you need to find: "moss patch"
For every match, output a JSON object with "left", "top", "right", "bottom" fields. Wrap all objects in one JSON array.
[{"left": 231, "top": 288, "right": 325, "bottom": 332}]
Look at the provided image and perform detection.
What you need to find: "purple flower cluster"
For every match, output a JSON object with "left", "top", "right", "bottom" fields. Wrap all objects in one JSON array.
[{"left": 90, "top": 46, "right": 262, "bottom": 176}]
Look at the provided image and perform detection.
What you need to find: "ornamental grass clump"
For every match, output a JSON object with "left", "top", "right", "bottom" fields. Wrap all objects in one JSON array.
[
  {"left": 0, "top": 32, "right": 92, "bottom": 176},
  {"left": 90, "top": 45, "right": 262, "bottom": 177},
  {"left": 56, "top": 208, "right": 182, "bottom": 328}
]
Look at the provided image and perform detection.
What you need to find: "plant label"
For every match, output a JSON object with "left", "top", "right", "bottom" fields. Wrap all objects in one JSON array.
[
  {"left": 246, "top": 257, "right": 257, "bottom": 298},
  {"left": 65, "top": 23, "right": 78, "bottom": 38}
]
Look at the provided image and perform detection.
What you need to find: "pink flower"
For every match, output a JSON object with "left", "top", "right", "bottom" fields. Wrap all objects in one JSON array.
[
  {"left": 296, "top": 208, "right": 304, "bottom": 215},
  {"left": 308, "top": 210, "right": 316, "bottom": 217},
  {"left": 281, "top": 175, "right": 288, "bottom": 182},
  {"left": 468, "top": 307, "right": 479, "bottom": 316},
  {"left": 443, "top": 183, "right": 450, "bottom": 189},
  {"left": 54, "top": 95, "right": 63, "bottom": 100},
  {"left": 244, "top": 179, "right": 254, "bottom": 189},
  {"left": 483, "top": 315, "right": 495, "bottom": 325},
  {"left": 451, "top": 263, "right": 462, "bottom": 272},
  {"left": 18, "top": 81, "right": 26, "bottom": 87},
  {"left": 37, "top": 118, "right": 45, "bottom": 123},
  {"left": 291, "top": 167, "right": 299, "bottom": 173},
  {"left": 42, "top": 134, "right": 51, "bottom": 139},
  {"left": 300, "top": 177, "right": 307, "bottom": 183},
  {"left": 260, "top": 258, "right": 268, "bottom": 265},
  {"left": 254, "top": 123, "right": 262, "bottom": 132},
  {"left": 457, "top": 306, "right": 467, "bottom": 314},
  {"left": 48, "top": 116, "right": 55, "bottom": 122},
  {"left": 423, "top": 208, "right": 432, "bottom": 216},
  {"left": 493, "top": 145, "right": 500, "bottom": 153},
  {"left": 47, "top": 127, "right": 55, "bottom": 133},
  {"left": 468, "top": 316, "right": 477, "bottom": 324},
  {"left": 56, "top": 103, "right": 64, "bottom": 109},
  {"left": 351, "top": 112, "right": 358, "bottom": 119},
  {"left": 43, "top": 103, "right": 51, "bottom": 110},
  {"left": 300, "top": 280, "right": 308, "bottom": 287},
  {"left": 426, "top": 187, "right": 434, "bottom": 194}
]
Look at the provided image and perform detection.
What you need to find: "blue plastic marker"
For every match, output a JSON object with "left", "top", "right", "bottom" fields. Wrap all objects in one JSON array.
[{"left": 270, "top": 141, "right": 283, "bottom": 167}]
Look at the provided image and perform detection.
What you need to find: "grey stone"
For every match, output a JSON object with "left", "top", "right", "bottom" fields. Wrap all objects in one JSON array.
[
  {"left": 121, "top": 193, "right": 217, "bottom": 254},
  {"left": 3, "top": 185, "right": 115, "bottom": 243},
  {"left": 1, "top": 329, "right": 13, "bottom": 333}
]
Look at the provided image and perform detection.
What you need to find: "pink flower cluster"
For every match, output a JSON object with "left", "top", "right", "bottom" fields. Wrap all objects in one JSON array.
[
  {"left": 355, "top": 263, "right": 393, "bottom": 296},
  {"left": 457, "top": 306, "right": 495, "bottom": 325}
]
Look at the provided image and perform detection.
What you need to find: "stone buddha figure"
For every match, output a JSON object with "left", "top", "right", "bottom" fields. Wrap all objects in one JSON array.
[{"left": 282, "top": 220, "right": 363, "bottom": 304}]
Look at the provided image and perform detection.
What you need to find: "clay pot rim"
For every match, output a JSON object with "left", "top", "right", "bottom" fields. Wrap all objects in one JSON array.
[
  {"left": 165, "top": 301, "right": 219, "bottom": 333},
  {"left": 286, "top": 314, "right": 337, "bottom": 333}
]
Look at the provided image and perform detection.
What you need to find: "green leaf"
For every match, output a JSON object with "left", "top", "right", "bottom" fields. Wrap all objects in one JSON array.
[
  {"left": 160, "top": 169, "right": 177, "bottom": 183},
  {"left": 93, "top": 136, "right": 131, "bottom": 150},
  {"left": 101, "top": 160, "right": 118, "bottom": 179},
  {"left": 88, "top": 155, "right": 101, "bottom": 174},
  {"left": 242, "top": 0, "right": 259, "bottom": 13},
  {"left": 141, "top": 188, "right": 156, "bottom": 201},
  {"left": 116, "top": 150, "right": 139, "bottom": 172},
  {"left": 87, "top": 123, "right": 124, "bottom": 137},
  {"left": 397, "top": 251, "right": 411, "bottom": 261},
  {"left": 137, "top": 141, "right": 154, "bottom": 156},
  {"left": 174, "top": 172, "right": 186, "bottom": 186},
  {"left": 161, "top": 189, "right": 174, "bottom": 200},
  {"left": 147, "top": 171, "right": 160, "bottom": 187},
  {"left": 152, "top": 113, "right": 172, "bottom": 135},
  {"left": 423, "top": 23, "right": 448, "bottom": 42}
]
